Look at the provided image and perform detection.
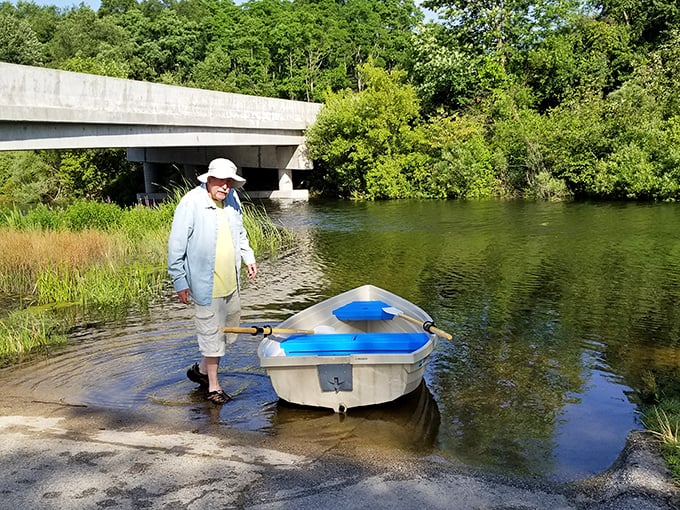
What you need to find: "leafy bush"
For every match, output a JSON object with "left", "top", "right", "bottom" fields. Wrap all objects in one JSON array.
[
  {"left": 0, "top": 151, "right": 61, "bottom": 208},
  {"left": 19, "top": 204, "right": 64, "bottom": 230},
  {"left": 62, "top": 200, "right": 124, "bottom": 231},
  {"left": 425, "top": 114, "right": 498, "bottom": 199},
  {"left": 526, "top": 171, "right": 572, "bottom": 201},
  {"left": 306, "top": 63, "right": 429, "bottom": 199},
  {"left": 0, "top": 14, "right": 43, "bottom": 65},
  {"left": 410, "top": 23, "right": 479, "bottom": 111}
]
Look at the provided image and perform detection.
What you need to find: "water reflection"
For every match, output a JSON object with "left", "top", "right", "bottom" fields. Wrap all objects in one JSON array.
[
  {"left": 3, "top": 200, "right": 680, "bottom": 481},
  {"left": 268, "top": 381, "right": 440, "bottom": 454},
  {"left": 552, "top": 365, "right": 639, "bottom": 481}
]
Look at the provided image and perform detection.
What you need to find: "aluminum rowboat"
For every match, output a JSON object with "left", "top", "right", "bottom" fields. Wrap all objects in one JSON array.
[{"left": 257, "top": 285, "right": 438, "bottom": 413}]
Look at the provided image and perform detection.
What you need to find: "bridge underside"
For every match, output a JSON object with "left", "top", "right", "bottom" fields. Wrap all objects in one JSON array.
[
  {"left": 0, "top": 122, "right": 314, "bottom": 200},
  {"left": 128, "top": 144, "right": 313, "bottom": 200},
  {"left": 0, "top": 63, "right": 323, "bottom": 201}
]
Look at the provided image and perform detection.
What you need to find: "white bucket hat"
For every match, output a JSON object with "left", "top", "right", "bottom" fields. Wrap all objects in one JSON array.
[{"left": 197, "top": 158, "right": 246, "bottom": 188}]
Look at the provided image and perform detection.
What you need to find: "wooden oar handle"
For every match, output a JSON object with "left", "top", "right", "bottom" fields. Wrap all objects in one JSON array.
[
  {"left": 398, "top": 314, "right": 453, "bottom": 340},
  {"left": 222, "top": 327, "right": 268, "bottom": 335},
  {"left": 222, "top": 326, "right": 315, "bottom": 336},
  {"left": 424, "top": 323, "right": 453, "bottom": 341}
]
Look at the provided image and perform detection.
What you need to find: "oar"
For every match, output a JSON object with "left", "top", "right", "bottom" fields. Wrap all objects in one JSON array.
[
  {"left": 222, "top": 325, "right": 314, "bottom": 336},
  {"left": 382, "top": 307, "right": 453, "bottom": 340}
]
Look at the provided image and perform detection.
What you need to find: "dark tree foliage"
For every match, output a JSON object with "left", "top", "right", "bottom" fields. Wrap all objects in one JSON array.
[{"left": 595, "top": 0, "right": 680, "bottom": 46}]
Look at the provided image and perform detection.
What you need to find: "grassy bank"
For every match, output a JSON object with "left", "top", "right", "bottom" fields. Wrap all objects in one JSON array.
[
  {"left": 0, "top": 195, "right": 293, "bottom": 363},
  {"left": 0, "top": 311, "right": 68, "bottom": 366},
  {"left": 642, "top": 400, "right": 680, "bottom": 481}
]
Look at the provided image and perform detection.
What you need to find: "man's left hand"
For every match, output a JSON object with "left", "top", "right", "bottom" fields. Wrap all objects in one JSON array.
[{"left": 246, "top": 263, "right": 257, "bottom": 279}]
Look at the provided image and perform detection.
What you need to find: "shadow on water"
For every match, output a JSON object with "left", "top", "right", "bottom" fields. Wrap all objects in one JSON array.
[
  {"left": 268, "top": 381, "right": 441, "bottom": 454},
  {"left": 3, "top": 200, "right": 680, "bottom": 482}
]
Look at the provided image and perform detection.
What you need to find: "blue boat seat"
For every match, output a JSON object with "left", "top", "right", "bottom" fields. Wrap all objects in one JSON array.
[
  {"left": 280, "top": 332, "right": 430, "bottom": 356},
  {"left": 332, "top": 300, "right": 394, "bottom": 321}
]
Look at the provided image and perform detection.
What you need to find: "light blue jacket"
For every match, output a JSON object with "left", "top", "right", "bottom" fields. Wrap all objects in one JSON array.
[{"left": 167, "top": 185, "right": 256, "bottom": 306}]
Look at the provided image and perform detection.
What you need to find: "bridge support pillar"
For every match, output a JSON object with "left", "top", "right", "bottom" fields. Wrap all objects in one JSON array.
[
  {"left": 278, "top": 169, "right": 294, "bottom": 192},
  {"left": 143, "top": 162, "right": 162, "bottom": 193}
]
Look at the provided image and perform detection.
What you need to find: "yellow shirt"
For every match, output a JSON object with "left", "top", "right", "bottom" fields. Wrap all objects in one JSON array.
[{"left": 212, "top": 200, "right": 237, "bottom": 297}]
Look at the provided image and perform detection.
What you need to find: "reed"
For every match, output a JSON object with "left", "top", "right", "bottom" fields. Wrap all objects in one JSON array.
[
  {"left": 0, "top": 194, "right": 294, "bottom": 359},
  {"left": 243, "top": 202, "right": 296, "bottom": 256},
  {"left": 642, "top": 400, "right": 680, "bottom": 481},
  {"left": 0, "top": 310, "right": 67, "bottom": 366},
  {"left": 647, "top": 408, "right": 680, "bottom": 446},
  {"left": 0, "top": 228, "right": 127, "bottom": 296},
  {"left": 34, "top": 264, "right": 164, "bottom": 308}
]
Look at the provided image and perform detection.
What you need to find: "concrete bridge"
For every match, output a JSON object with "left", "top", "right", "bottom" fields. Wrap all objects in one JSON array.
[{"left": 0, "top": 62, "right": 323, "bottom": 200}]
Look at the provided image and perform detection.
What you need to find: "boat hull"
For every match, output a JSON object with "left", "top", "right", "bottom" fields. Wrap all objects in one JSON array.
[{"left": 257, "top": 285, "right": 438, "bottom": 413}]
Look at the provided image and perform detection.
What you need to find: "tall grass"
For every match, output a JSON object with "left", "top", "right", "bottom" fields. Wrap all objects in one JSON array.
[
  {"left": 34, "top": 263, "right": 166, "bottom": 310},
  {"left": 243, "top": 201, "right": 296, "bottom": 256},
  {"left": 0, "top": 229, "right": 125, "bottom": 296},
  {"left": 642, "top": 399, "right": 680, "bottom": 481},
  {"left": 0, "top": 310, "right": 67, "bottom": 366},
  {"left": 0, "top": 193, "right": 294, "bottom": 362}
]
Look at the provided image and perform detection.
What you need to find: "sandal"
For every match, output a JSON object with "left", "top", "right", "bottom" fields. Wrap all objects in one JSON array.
[
  {"left": 206, "top": 390, "right": 232, "bottom": 405},
  {"left": 186, "top": 363, "right": 209, "bottom": 387}
]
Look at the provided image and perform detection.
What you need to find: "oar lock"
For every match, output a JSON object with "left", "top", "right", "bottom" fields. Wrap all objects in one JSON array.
[
  {"left": 422, "top": 321, "right": 436, "bottom": 333},
  {"left": 251, "top": 325, "right": 275, "bottom": 337}
]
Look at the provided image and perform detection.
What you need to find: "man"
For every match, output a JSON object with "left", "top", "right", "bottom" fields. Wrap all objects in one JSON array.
[{"left": 168, "top": 158, "right": 257, "bottom": 404}]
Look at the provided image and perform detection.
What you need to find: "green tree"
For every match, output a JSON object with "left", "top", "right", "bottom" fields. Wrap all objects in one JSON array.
[
  {"left": 422, "top": 0, "right": 582, "bottom": 64},
  {"left": 190, "top": 0, "right": 275, "bottom": 95},
  {"left": 487, "top": 86, "right": 554, "bottom": 195},
  {"left": 424, "top": 114, "right": 499, "bottom": 198},
  {"left": 306, "top": 63, "right": 428, "bottom": 199},
  {"left": 271, "top": 0, "right": 351, "bottom": 101},
  {"left": 524, "top": 17, "right": 637, "bottom": 109},
  {"left": 133, "top": 7, "right": 203, "bottom": 83},
  {"left": 0, "top": 13, "right": 43, "bottom": 64},
  {"left": 536, "top": 31, "right": 680, "bottom": 200},
  {"left": 534, "top": 94, "right": 610, "bottom": 198},
  {"left": 60, "top": 56, "right": 129, "bottom": 78},
  {"left": 106, "top": 8, "right": 154, "bottom": 80},
  {"left": 339, "top": 0, "right": 422, "bottom": 75},
  {"left": 46, "top": 5, "right": 132, "bottom": 73},
  {"left": 409, "top": 23, "right": 479, "bottom": 110},
  {"left": 98, "top": 0, "right": 138, "bottom": 17},
  {"left": 2, "top": 2, "right": 61, "bottom": 44},
  {"left": 595, "top": 0, "right": 680, "bottom": 46},
  {"left": 0, "top": 151, "right": 60, "bottom": 207},
  {"left": 192, "top": 0, "right": 422, "bottom": 100},
  {"left": 57, "top": 149, "right": 137, "bottom": 203}
]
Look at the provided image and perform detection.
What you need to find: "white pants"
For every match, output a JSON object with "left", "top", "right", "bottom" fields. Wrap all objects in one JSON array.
[{"left": 193, "top": 291, "right": 241, "bottom": 357}]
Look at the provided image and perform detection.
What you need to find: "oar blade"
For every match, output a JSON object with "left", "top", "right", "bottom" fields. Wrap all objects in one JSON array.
[
  {"left": 382, "top": 306, "right": 453, "bottom": 340},
  {"left": 381, "top": 306, "right": 402, "bottom": 317}
]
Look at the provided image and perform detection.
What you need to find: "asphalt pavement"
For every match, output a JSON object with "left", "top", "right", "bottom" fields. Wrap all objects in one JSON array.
[{"left": 1, "top": 397, "right": 678, "bottom": 510}]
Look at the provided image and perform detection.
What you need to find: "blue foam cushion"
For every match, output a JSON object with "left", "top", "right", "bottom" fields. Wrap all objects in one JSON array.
[
  {"left": 332, "top": 300, "right": 393, "bottom": 321},
  {"left": 280, "top": 332, "right": 430, "bottom": 356}
]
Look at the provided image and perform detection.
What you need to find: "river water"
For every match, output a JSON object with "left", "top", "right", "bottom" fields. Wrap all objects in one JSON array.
[{"left": 3, "top": 199, "right": 680, "bottom": 482}]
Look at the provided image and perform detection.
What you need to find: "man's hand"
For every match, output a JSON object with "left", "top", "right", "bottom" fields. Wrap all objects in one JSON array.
[
  {"left": 177, "top": 288, "right": 190, "bottom": 304},
  {"left": 246, "top": 263, "right": 257, "bottom": 279}
]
